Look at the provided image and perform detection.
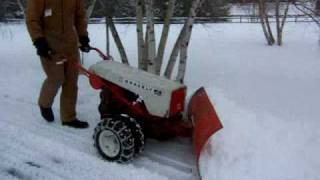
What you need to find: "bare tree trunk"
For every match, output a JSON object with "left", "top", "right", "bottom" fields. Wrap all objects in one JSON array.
[
  {"left": 144, "top": 31, "right": 149, "bottom": 70},
  {"left": 16, "top": 0, "right": 25, "bottom": 18},
  {"left": 136, "top": 0, "right": 147, "bottom": 70},
  {"left": 258, "top": 0, "right": 274, "bottom": 45},
  {"left": 277, "top": 1, "right": 290, "bottom": 46},
  {"left": 145, "top": 0, "right": 157, "bottom": 74},
  {"left": 164, "top": 25, "right": 186, "bottom": 79},
  {"left": 275, "top": 0, "right": 281, "bottom": 45},
  {"left": 106, "top": 17, "right": 130, "bottom": 65},
  {"left": 86, "top": 0, "right": 97, "bottom": 19},
  {"left": 258, "top": 0, "right": 272, "bottom": 45},
  {"left": 176, "top": 42, "right": 188, "bottom": 83},
  {"left": 251, "top": 3, "right": 257, "bottom": 22},
  {"left": 155, "top": 0, "right": 176, "bottom": 75},
  {"left": 281, "top": 1, "right": 290, "bottom": 28},
  {"left": 106, "top": 18, "right": 110, "bottom": 54},
  {"left": 265, "top": 11, "right": 275, "bottom": 44},
  {"left": 176, "top": 0, "right": 202, "bottom": 83}
]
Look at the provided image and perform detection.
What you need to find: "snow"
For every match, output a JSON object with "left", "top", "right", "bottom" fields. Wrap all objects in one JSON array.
[
  {"left": 0, "top": 22, "right": 320, "bottom": 180},
  {"left": 0, "top": 23, "right": 196, "bottom": 180},
  {"left": 191, "top": 24, "right": 320, "bottom": 180}
]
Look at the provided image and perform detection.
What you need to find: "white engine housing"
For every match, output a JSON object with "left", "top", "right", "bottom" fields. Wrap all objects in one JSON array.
[{"left": 89, "top": 61, "right": 186, "bottom": 118}]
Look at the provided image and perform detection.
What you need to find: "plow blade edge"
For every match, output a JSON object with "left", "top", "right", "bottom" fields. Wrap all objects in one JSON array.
[{"left": 188, "top": 87, "right": 223, "bottom": 161}]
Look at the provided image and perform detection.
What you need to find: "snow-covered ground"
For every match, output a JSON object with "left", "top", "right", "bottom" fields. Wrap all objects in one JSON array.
[{"left": 0, "top": 22, "right": 319, "bottom": 180}]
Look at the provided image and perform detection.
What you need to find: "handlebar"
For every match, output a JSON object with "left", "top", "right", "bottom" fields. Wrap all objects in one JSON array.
[
  {"left": 55, "top": 47, "right": 111, "bottom": 65},
  {"left": 89, "top": 47, "right": 111, "bottom": 61},
  {"left": 52, "top": 47, "right": 111, "bottom": 78}
]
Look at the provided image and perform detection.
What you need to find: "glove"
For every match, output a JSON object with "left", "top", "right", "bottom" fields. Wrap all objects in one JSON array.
[
  {"left": 79, "top": 36, "right": 91, "bottom": 53},
  {"left": 33, "top": 37, "right": 52, "bottom": 59}
]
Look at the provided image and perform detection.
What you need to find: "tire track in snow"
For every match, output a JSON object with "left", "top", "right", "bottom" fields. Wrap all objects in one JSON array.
[
  {"left": 0, "top": 122, "right": 168, "bottom": 180},
  {"left": 0, "top": 95, "right": 198, "bottom": 180}
]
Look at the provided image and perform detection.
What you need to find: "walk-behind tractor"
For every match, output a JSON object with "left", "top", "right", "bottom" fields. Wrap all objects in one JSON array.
[{"left": 68, "top": 48, "right": 223, "bottom": 164}]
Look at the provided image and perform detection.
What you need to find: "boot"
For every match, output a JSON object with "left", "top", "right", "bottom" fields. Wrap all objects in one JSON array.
[
  {"left": 40, "top": 106, "right": 54, "bottom": 122},
  {"left": 62, "top": 119, "right": 89, "bottom": 129}
]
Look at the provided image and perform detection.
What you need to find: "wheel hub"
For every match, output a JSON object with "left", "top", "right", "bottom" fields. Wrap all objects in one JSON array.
[{"left": 98, "top": 130, "right": 121, "bottom": 158}]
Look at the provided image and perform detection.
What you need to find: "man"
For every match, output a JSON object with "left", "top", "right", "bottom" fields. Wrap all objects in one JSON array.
[{"left": 26, "top": 0, "right": 90, "bottom": 128}]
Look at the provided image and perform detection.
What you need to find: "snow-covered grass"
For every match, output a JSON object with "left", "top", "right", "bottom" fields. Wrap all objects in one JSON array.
[{"left": 0, "top": 22, "right": 319, "bottom": 180}]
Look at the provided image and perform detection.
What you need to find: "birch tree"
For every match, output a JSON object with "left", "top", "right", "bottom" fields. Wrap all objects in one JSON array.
[
  {"left": 258, "top": 0, "right": 290, "bottom": 46},
  {"left": 16, "top": 0, "right": 25, "bottom": 18},
  {"left": 136, "top": 0, "right": 147, "bottom": 70},
  {"left": 258, "top": 0, "right": 275, "bottom": 45},
  {"left": 165, "top": 0, "right": 203, "bottom": 80},
  {"left": 100, "top": 0, "right": 130, "bottom": 65},
  {"left": 86, "top": 0, "right": 97, "bottom": 19},
  {"left": 155, "top": 0, "right": 176, "bottom": 75},
  {"left": 138, "top": 0, "right": 202, "bottom": 82},
  {"left": 164, "top": 26, "right": 186, "bottom": 79},
  {"left": 106, "top": 17, "right": 129, "bottom": 64},
  {"left": 145, "top": 0, "right": 157, "bottom": 74},
  {"left": 176, "top": 0, "right": 203, "bottom": 83},
  {"left": 104, "top": 0, "right": 204, "bottom": 83},
  {"left": 275, "top": 0, "right": 290, "bottom": 46}
]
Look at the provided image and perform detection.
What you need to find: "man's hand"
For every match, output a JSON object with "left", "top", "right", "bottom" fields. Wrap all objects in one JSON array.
[
  {"left": 34, "top": 37, "right": 52, "bottom": 60},
  {"left": 79, "top": 36, "right": 91, "bottom": 53}
]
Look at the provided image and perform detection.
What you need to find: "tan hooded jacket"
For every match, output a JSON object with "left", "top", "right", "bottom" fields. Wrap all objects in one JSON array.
[{"left": 26, "top": 0, "right": 88, "bottom": 55}]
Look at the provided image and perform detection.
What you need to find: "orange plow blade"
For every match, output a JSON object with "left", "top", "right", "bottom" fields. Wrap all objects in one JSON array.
[{"left": 188, "top": 87, "right": 223, "bottom": 161}]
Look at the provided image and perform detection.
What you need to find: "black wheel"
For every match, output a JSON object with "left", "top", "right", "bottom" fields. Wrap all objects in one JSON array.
[
  {"left": 93, "top": 115, "right": 145, "bottom": 163},
  {"left": 119, "top": 114, "right": 145, "bottom": 156},
  {"left": 94, "top": 116, "right": 135, "bottom": 163}
]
